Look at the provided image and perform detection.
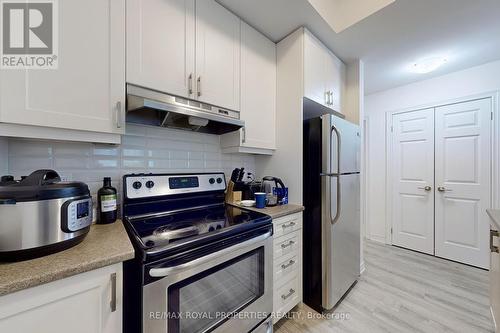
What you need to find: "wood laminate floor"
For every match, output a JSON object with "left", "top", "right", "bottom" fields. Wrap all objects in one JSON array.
[{"left": 275, "top": 240, "right": 494, "bottom": 333}]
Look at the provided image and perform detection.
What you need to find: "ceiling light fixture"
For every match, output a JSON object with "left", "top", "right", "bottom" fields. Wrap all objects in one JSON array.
[{"left": 410, "top": 56, "right": 448, "bottom": 74}]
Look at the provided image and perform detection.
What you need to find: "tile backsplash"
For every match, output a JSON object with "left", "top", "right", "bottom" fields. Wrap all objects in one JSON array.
[{"left": 4, "top": 124, "right": 255, "bottom": 202}]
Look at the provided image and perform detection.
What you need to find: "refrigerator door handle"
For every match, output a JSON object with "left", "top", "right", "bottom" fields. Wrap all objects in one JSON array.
[
  {"left": 330, "top": 124, "right": 341, "bottom": 225},
  {"left": 331, "top": 175, "right": 341, "bottom": 225}
]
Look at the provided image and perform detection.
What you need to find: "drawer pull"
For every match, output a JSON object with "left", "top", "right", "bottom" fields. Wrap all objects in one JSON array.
[
  {"left": 491, "top": 229, "right": 499, "bottom": 253},
  {"left": 281, "top": 288, "right": 295, "bottom": 300},
  {"left": 281, "top": 259, "right": 295, "bottom": 269},
  {"left": 282, "top": 221, "right": 296, "bottom": 229},
  {"left": 281, "top": 240, "right": 295, "bottom": 249}
]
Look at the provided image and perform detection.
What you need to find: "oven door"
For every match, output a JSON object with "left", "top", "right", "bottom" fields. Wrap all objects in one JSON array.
[{"left": 143, "top": 230, "right": 273, "bottom": 333}]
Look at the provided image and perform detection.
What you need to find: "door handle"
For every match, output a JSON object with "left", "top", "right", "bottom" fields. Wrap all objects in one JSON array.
[
  {"left": 491, "top": 229, "right": 499, "bottom": 253},
  {"left": 197, "top": 76, "right": 201, "bottom": 97},
  {"left": 437, "top": 186, "right": 452, "bottom": 192},
  {"left": 281, "top": 288, "right": 296, "bottom": 300},
  {"left": 110, "top": 273, "right": 117, "bottom": 312},
  {"left": 418, "top": 186, "right": 432, "bottom": 191},
  {"left": 280, "top": 240, "right": 295, "bottom": 249},
  {"left": 115, "top": 101, "right": 123, "bottom": 129},
  {"left": 188, "top": 73, "right": 193, "bottom": 95},
  {"left": 149, "top": 231, "right": 271, "bottom": 277}
]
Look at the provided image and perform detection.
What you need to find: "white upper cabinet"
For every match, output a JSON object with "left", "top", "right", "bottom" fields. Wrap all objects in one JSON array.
[
  {"left": 126, "top": 0, "right": 195, "bottom": 98},
  {"left": 0, "top": 0, "right": 126, "bottom": 139},
  {"left": 195, "top": 0, "right": 240, "bottom": 110},
  {"left": 126, "top": 0, "right": 240, "bottom": 111},
  {"left": 303, "top": 29, "right": 344, "bottom": 113},
  {"left": 221, "top": 21, "right": 276, "bottom": 154}
]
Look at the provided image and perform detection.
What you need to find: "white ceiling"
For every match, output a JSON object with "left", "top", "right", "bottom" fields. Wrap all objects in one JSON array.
[{"left": 218, "top": 0, "right": 500, "bottom": 94}]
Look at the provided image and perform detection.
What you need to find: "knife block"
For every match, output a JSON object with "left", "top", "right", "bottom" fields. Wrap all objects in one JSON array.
[{"left": 225, "top": 181, "right": 242, "bottom": 203}]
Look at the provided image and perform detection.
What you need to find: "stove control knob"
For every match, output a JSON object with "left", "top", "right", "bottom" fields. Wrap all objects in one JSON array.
[
  {"left": 216, "top": 177, "right": 223, "bottom": 184},
  {"left": 209, "top": 178, "right": 215, "bottom": 185},
  {"left": 145, "top": 240, "right": 155, "bottom": 247},
  {"left": 216, "top": 224, "right": 222, "bottom": 230},
  {"left": 208, "top": 226, "right": 215, "bottom": 232},
  {"left": 132, "top": 181, "right": 142, "bottom": 190},
  {"left": 146, "top": 180, "right": 155, "bottom": 189}
]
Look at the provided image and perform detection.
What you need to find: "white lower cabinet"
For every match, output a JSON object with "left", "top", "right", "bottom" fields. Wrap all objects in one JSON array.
[
  {"left": 272, "top": 212, "right": 302, "bottom": 324},
  {"left": 0, "top": 264, "right": 122, "bottom": 333}
]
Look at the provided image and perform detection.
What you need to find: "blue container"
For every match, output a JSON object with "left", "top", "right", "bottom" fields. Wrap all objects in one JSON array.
[
  {"left": 254, "top": 192, "right": 267, "bottom": 209},
  {"left": 273, "top": 187, "right": 289, "bottom": 205}
]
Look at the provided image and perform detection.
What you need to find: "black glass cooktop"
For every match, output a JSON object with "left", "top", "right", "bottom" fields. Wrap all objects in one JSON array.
[{"left": 127, "top": 204, "right": 271, "bottom": 249}]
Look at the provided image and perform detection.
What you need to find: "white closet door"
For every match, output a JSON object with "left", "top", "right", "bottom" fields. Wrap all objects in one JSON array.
[
  {"left": 391, "top": 108, "right": 435, "bottom": 254},
  {"left": 435, "top": 98, "right": 492, "bottom": 268}
]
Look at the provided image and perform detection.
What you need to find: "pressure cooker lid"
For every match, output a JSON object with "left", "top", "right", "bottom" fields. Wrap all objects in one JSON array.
[{"left": 0, "top": 170, "right": 90, "bottom": 202}]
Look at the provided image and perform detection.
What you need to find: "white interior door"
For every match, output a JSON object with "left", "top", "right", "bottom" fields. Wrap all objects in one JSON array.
[
  {"left": 435, "top": 98, "right": 492, "bottom": 268},
  {"left": 391, "top": 108, "right": 435, "bottom": 254}
]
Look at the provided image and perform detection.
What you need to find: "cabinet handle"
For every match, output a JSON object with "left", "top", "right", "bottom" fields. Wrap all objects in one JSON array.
[
  {"left": 437, "top": 186, "right": 452, "bottom": 192},
  {"left": 197, "top": 76, "right": 201, "bottom": 97},
  {"left": 115, "top": 101, "right": 123, "bottom": 129},
  {"left": 491, "top": 229, "right": 499, "bottom": 253},
  {"left": 282, "top": 221, "right": 296, "bottom": 229},
  {"left": 242, "top": 127, "right": 246, "bottom": 143},
  {"left": 188, "top": 74, "right": 193, "bottom": 95},
  {"left": 330, "top": 91, "right": 334, "bottom": 105},
  {"left": 281, "top": 259, "right": 295, "bottom": 269},
  {"left": 325, "top": 91, "right": 329, "bottom": 105},
  {"left": 281, "top": 240, "right": 295, "bottom": 249},
  {"left": 281, "top": 288, "right": 296, "bottom": 300},
  {"left": 418, "top": 186, "right": 432, "bottom": 191},
  {"left": 110, "top": 273, "right": 117, "bottom": 312}
]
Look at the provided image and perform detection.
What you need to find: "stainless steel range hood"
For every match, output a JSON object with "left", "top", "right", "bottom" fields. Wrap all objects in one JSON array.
[{"left": 126, "top": 84, "right": 244, "bottom": 135}]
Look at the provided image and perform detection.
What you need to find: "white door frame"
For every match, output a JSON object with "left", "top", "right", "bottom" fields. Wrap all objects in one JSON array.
[{"left": 385, "top": 91, "right": 499, "bottom": 245}]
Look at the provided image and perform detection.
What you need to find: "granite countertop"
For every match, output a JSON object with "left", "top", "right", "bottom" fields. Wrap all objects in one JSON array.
[
  {"left": 230, "top": 203, "right": 304, "bottom": 219},
  {"left": 0, "top": 221, "right": 134, "bottom": 297},
  {"left": 487, "top": 209, "right": 500, "bottom": 230}
]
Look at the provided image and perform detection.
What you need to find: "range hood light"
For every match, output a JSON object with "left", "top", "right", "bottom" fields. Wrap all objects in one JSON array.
[{"left": 188, "top": 116, "right": 209, "bottom": 127}]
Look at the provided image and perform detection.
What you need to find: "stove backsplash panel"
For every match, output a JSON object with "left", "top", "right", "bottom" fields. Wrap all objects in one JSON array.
[{"left": 3, "top": 125, "right": 255, "bottom": 202}]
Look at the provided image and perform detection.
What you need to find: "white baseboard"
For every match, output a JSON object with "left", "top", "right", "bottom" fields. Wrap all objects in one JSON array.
[{"left": 367, "top": 234, "right": 386, "bottom": 244}]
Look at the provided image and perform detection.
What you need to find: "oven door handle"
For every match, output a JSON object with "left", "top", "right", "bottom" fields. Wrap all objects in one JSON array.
[{"left": 149, "top": 231, "right": 272, "bottom": 278}]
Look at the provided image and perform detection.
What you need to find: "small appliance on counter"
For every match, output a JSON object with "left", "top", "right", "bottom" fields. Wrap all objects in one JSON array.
[
  {"left": 261, "top": 176, "right": 288, "bottom": 206},
  {"left": 97, "top": 177, "right": 117, "bottom": 224},
  {"left": 0, "top": 169, "right": 93, "bottom": 261}
]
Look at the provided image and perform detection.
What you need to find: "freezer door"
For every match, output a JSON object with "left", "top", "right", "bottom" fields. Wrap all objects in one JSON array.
[
  {"left": 322, "top": 173, "right": 360, "bottom": 310},
  {"left": 325, "top": 115, "right": 360, "bottom": 174}
]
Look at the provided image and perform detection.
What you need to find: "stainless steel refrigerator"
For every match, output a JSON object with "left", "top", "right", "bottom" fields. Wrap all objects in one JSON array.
[{"left": 303, "top": 112, "right": 360, "bottom": 312}]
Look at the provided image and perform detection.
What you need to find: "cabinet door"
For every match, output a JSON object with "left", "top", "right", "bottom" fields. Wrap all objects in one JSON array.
[
  {"left": 324, "top": 49, "right": 343, "bottom": 112},
  {"left": 195, "top": 0, "right": 240, "bottom": 111},
  {"left": 0, "top": 0, "right": 125, "bottom": 135},
  {"left": 303, "top": 30, "right": 327, "bottom": 107},
  {"left": 0, "top": 264, "right": 122, "bottom": 333},
  {"left": 240, "top": 22, "right": 276, "bottom": 150},
  {"left": 127, "top": 0, "right": 195, "bottom": 98}
]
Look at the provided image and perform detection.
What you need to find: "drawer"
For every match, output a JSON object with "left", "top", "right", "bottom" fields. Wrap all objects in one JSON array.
[
  {"left": 274, "top": 274, "right": 300, "bottom": 316},
  {"left": 273, "top": 213, "right": 302, "bottom": 238},
  {"left": 273, "top": 231, "right": 300, "bottom": 259},
  {"left": 274, "top": 253, "right": 299, "bottom": 287}
]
